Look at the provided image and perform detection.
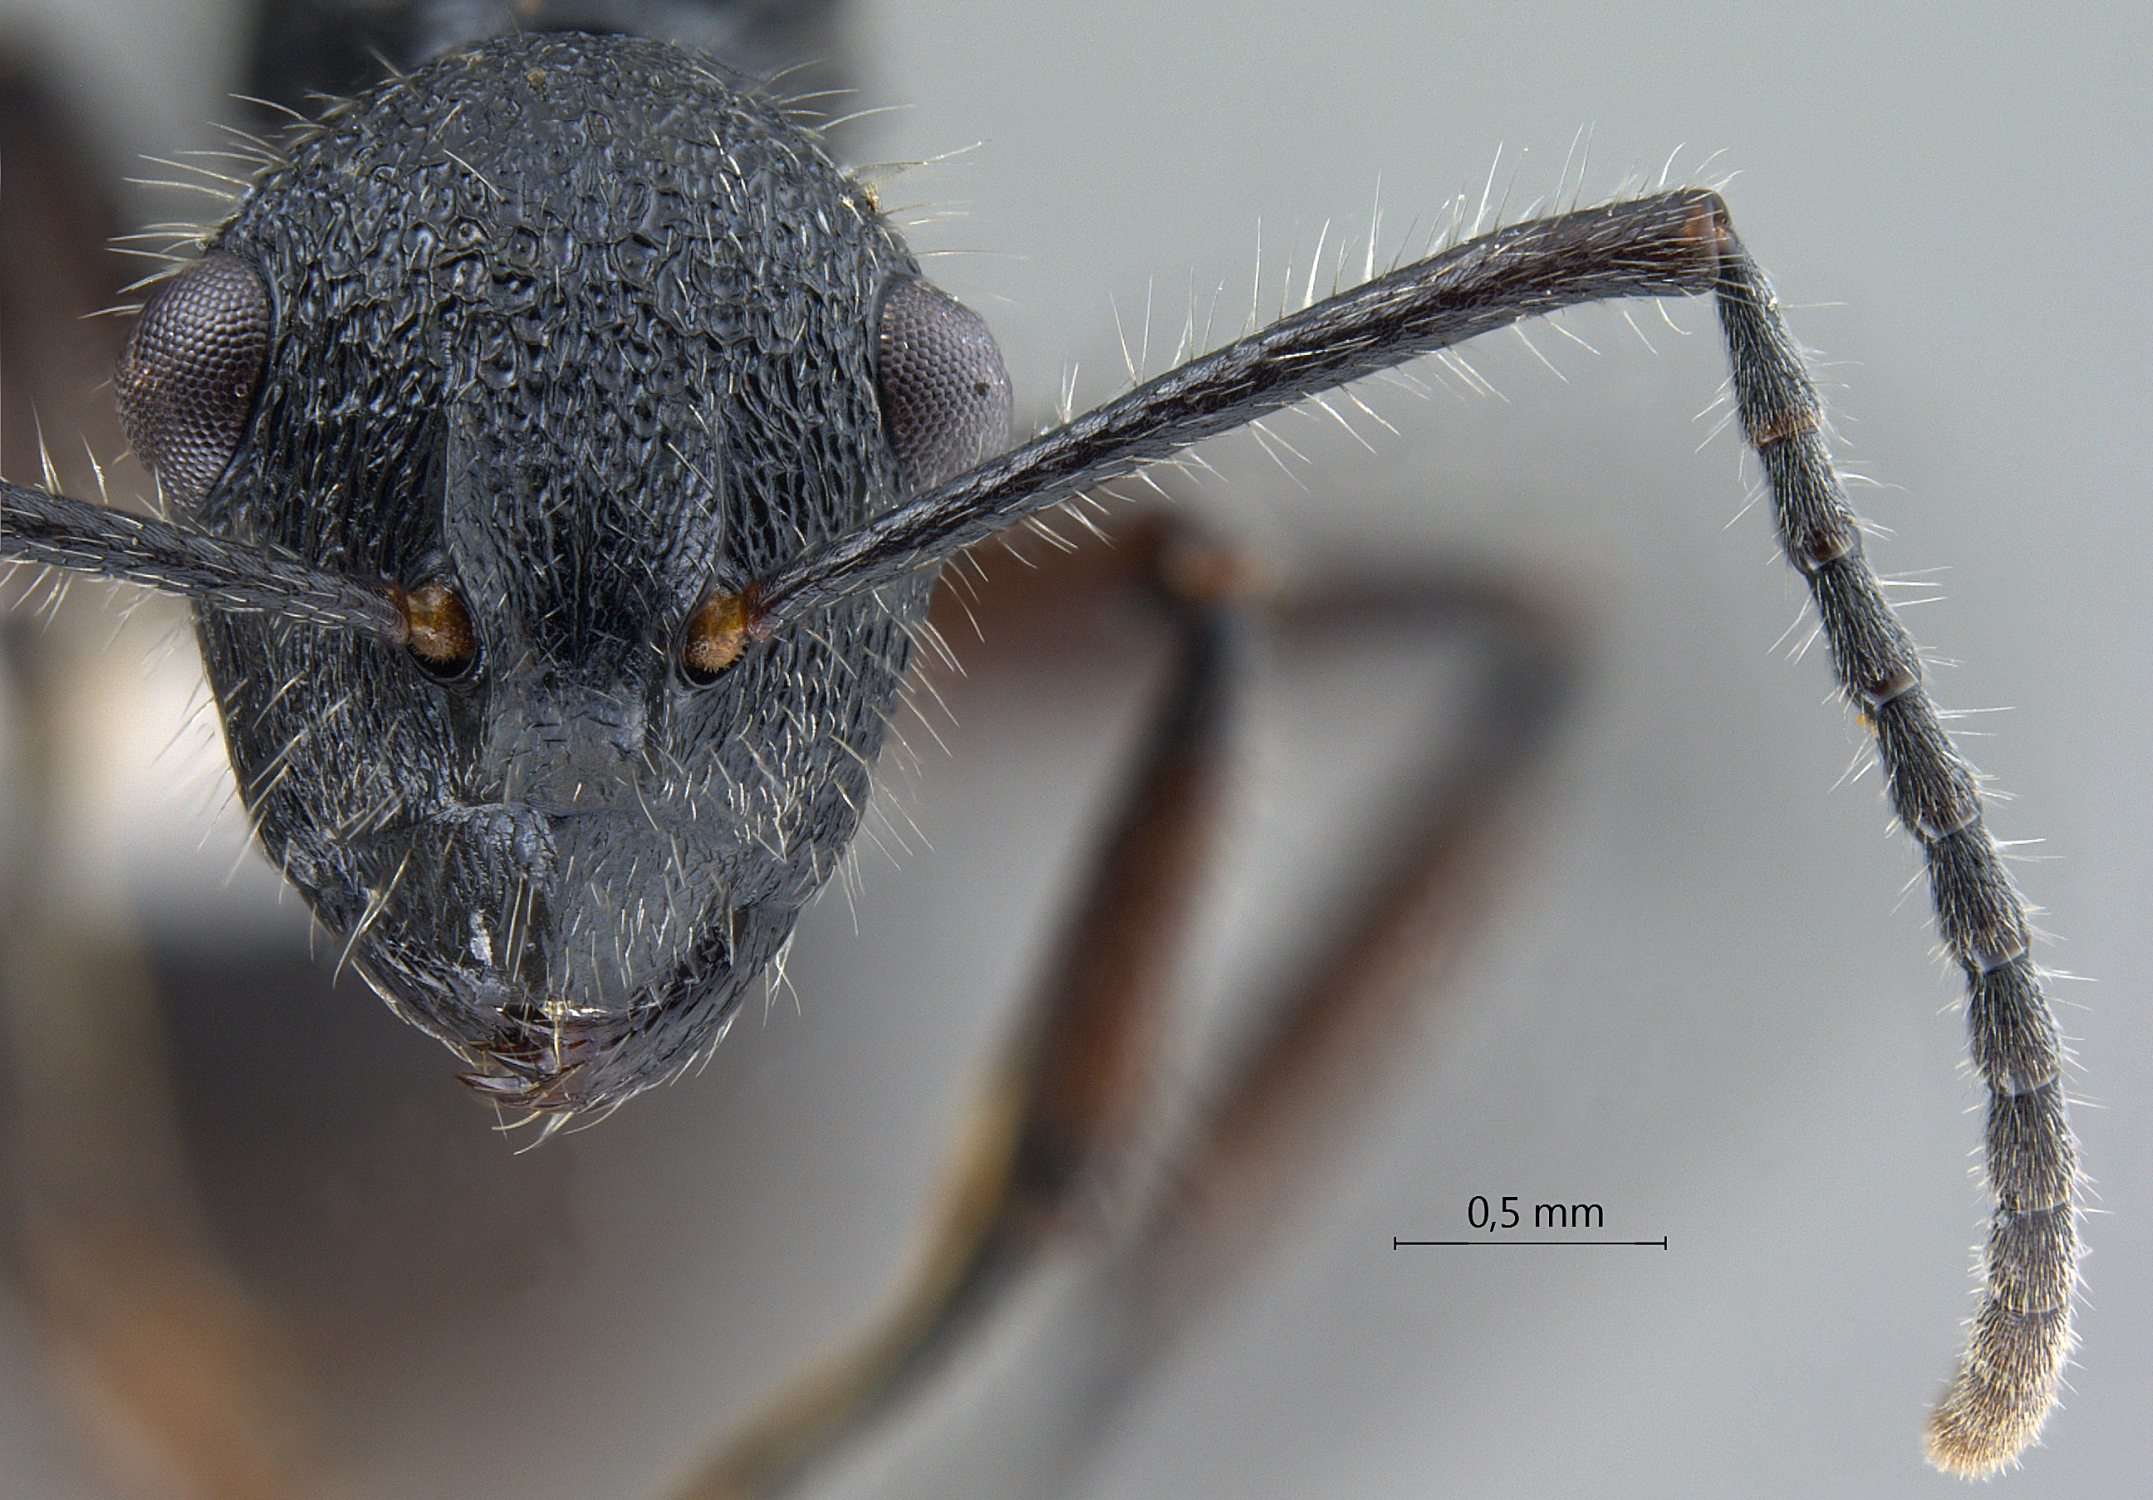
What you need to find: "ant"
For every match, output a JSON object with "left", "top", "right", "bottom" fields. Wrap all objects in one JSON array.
[{"left": 0, "top": 6, "right": 2106, "bottom": 1497}]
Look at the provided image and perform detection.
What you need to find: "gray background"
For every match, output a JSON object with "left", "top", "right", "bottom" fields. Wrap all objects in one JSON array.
[{"left": 0, "top": 2, "right": 2145, "bottom": 1498}]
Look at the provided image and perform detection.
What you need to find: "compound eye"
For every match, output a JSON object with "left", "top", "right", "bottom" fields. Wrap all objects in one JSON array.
[
  {"left": 114, "top": 254, "right": 270, "bottom": 505},
  {"left": 874, "top": 277, "right": 1012, "bottom": 493}
]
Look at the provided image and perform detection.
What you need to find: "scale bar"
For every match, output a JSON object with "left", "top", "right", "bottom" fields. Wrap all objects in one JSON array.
[{"left": 1393, "top": 1237, "right": 1668, "bottom": 1248}]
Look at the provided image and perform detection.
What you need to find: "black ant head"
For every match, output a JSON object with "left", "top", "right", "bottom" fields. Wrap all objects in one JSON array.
[
  {"left": 53, "top": 28, "right": 1727, "bottom": 1129},
  {"left": 115, "top": 33, "right": 1008, "bottom": 1116}
]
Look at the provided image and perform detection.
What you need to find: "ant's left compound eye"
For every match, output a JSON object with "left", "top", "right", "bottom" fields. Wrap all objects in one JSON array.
[
  {"left": 115, "top": 254, "right": 270, "bottom": 506},
  {"left": 874, "top": 277, "right": 1012, "bottom": 493}
]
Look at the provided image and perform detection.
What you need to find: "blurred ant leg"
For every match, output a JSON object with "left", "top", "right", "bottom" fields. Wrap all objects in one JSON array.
[
  {"left": 1125, "top": 575, "right": 1578, "bottom": 1300},
  {"left": 0, "top": 59, "right": 309, "bottom": 1500},
  {"left": 933, "top": 574, "right": 1584, "bottom": 1493},
  {"left": 670, "top": 528, "right": 1579, "bottom": 1498},
  {"left": 670, "top": 520, "right": 1246, "bottom": 1499}
]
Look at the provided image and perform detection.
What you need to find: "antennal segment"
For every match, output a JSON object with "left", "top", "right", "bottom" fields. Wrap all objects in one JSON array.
[
  {"left": 747, "top": 189, "right": 1726, "bottom": 632},
  {"left": 2, "top": 480, "right": 410, "bottom": 643}
]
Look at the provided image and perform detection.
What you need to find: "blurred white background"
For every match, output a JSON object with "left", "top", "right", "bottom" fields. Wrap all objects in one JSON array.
[{"left": 0, "top": 3, "right": 2145, "bottom": 1498}]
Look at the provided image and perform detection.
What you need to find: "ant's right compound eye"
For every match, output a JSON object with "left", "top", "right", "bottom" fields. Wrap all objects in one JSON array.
[
  {"left": 115, "top": 254, "right": 270, "bottom": 506},
  {"left": 873, "top": 277, "right": 1012, "bottom": 494}
]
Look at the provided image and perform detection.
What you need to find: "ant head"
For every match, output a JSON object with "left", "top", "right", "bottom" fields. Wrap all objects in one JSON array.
[
  {"left": 24, "top": 31, "right": 1723, "bottom": 1124},
  {"left": 116, "top": 34, "right": 1008, "bottom": 1115}
]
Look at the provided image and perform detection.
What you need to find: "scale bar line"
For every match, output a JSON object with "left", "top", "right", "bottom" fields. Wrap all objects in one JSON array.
[{"left": 1392, "top": 1237, "right": 1668, "bottom": 1248}]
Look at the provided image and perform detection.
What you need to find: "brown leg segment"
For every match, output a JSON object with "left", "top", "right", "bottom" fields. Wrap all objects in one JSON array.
[
  {"left": 667, "top": 524, "right": 1251, "bottom": 1498},
  {"left": 667, "top": 529, "right": 1581, "bottom": 1497},
  {"left": 980, "top": 577, "right": 1581, "bottom": 1492},
  {"left": 1126, "top": 578, "right": 1577, "bottom": 1304}
]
